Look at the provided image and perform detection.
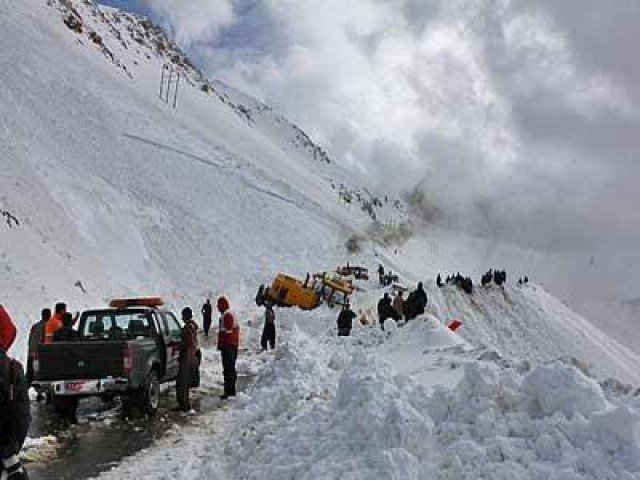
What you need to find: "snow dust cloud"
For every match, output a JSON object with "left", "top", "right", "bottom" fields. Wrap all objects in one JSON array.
[{"left": 113, "top": 0, "right": 640, "bottom": 256}]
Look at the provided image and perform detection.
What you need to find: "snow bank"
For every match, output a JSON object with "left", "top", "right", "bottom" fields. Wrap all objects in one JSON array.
[{"left": 430, "top": 361, "right": 640, "bottom": 479}]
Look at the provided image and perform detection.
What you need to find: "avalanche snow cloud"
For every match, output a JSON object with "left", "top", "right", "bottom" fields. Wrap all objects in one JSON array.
[{"left": 113, "top": 0, "right": 640, "bottom": 252}]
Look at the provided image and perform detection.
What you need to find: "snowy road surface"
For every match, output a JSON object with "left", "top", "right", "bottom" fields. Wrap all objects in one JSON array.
[{"left": 25, "top": 373, "right": 254, "bottom": 479}]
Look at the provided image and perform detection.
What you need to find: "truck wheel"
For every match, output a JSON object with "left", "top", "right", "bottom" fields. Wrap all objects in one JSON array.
[
  {"left": 123, "top": 370, "right": 160, "bottom": 417},
  {"left": 140, "top": 371, "right": 160, "bottom": 416}
]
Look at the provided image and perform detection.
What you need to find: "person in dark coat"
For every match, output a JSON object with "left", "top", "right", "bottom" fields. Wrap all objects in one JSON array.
[
  {"left": 337, "top": 303, "right": 357, "bottom": 337},
  {"left": 27, "top": 308, "right": 50, "bottom": 392},
  {"left": 0, "top": 305, "right": 30, "bottom": 480},
  {"left": 377, "top": 264, "right": 385, "bottom": 285},
  {"left": 176, "top": 307, "right": 199, "bottom": 412},
  {"left": 377, "top": 293, "right": 398, "bottom": 330},
  {"left": 436, "top": 274, "right": 443, "bottom": 288},
  {"left": 52, "top": 313, "right": 79, "bottom": 342},
  {"left": 261, "top": 304, "right": 276, "bottom": 350},
  {"left": 201, "top": 299, "right": 213, "bottom": 338},
  {"left": 405, "top": 282, "right": 428, "bottom": 321},
  {"left": 461, "top": 277, "right": 473, "bottom": 295}
]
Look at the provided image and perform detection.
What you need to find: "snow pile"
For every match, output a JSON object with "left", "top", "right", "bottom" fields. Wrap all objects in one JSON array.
[
  {"left": 224, "top": 333, "right": 434, "bottom": 479},
  {"left": 430, "top": 361, "right": 640, "bottom": 480},
  {"left": 230, "top": 340, "right": 640, "bottom": 480},
  {"left": 425, "top": 283, "right": 640, "bottom": 384}
]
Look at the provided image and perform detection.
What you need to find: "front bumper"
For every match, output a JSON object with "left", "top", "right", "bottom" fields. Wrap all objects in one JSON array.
[{"left": 36, "top": 377, "right": 129, "bottom": 396}]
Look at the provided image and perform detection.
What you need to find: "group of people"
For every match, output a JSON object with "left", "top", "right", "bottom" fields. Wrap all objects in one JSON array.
[
  {"left": 481, "top": 269, "right": 507, "bottom": 286},
  {"left": 517, "top": 276, "right": 530, "bottom": 285},
  {"left": 437, "top": 273, "right": 474, "bottom": 294},
  {"left": 377, "top": 264, "right": 398, "bottom": 287},
  {"left": 26, "top": 302, "right": 77, "bottom": 401},
  {"left": 376, "top": 282, "right": 428, "bottom": 330}
]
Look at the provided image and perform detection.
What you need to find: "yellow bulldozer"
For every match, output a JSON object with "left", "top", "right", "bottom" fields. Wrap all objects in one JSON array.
[{"left": 256, "top": 272, "right": 354, "bottom": 310}]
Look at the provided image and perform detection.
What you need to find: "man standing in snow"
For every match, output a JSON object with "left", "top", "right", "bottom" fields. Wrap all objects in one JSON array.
[
  {"left": 0, "top": 305, "right": 30, "bottom": 480},
  {"left": 377, "top": 264, "right": 385, "bottom": 285},
  {"left": 176, "top": 307, "right": 199, "bottom": 411},
  {"left": 27, "top": 308, "right": 50, "bottom": 391},
  {"left": 261, "top": 304, "right": 276, "bottom": 350},
  {"left": 201, "top": 299, "right": 213, "bottom": 338},
  {"left": 337, "top": 302, "right": 357, "bottom": 337},
  {"left": 404, "top": 282, "right": 428, "bottom": 321},
  {"left": 378, "top": 293, "right": 399, "bottom": 330},
  {"left": 392, "top": 291, "right": 405, "bottom": 320},
  {"left": 217, "top": 297, "right": 240, "bottom": 399}
]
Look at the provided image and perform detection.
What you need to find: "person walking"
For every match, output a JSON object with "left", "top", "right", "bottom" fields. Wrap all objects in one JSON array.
[
  {"left": 337, "top": 302, "right": 356, "bottom": 337},
  {"left": 0, "top": 305, "right": 30, "bottom": 480},
  {"left": 27, "top": 308, "right": 50, "bottom": 392},
  {"left": 217, "top": 297, "right": 240, "bottom": 399},
  {"left": 260, "top": 304, "right": 276, "bottom": 350},
  {"left": 176, "top": 307, "right": 199, "bottom": 412},
  {"left": 201, "top": 299, "right": 213, "bottom": 338}
]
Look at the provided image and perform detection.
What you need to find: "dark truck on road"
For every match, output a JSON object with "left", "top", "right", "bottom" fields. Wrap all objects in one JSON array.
[{"left": 33, "top": 298, "right": 197, "bottom": 416}]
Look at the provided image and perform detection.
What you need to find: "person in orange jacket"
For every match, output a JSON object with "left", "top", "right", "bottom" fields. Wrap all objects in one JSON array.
[
  {"left": 217, "top": 296, "right": 239, "bottom": 399},
  {"left": 44, "top": 303, "right": 66, "bottom": 344},
  {"left": 45, "top": 303, "right": 78, "bottom": 344}
]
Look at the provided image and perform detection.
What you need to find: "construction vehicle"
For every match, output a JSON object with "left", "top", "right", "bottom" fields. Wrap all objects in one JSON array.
[
  {"left": 335, "top": 264, "right": 369, "bottom": 281},
  {"left": 256, "top": 272, "right": 354, "bottom": 310}
]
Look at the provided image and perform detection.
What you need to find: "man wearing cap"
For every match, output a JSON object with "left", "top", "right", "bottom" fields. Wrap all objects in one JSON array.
[{"left": 217, "top": 297, "right": 240, "bottom": 399}]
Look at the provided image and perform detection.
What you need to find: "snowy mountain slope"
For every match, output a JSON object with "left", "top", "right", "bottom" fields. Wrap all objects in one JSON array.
[
  {"left": 44, "top": 0, "right": 405, "bottom": 225},
  {"left": 1, "top": 0, "right": 386, "bottom": 362}
]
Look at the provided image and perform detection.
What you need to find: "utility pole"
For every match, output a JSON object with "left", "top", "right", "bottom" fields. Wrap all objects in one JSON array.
[{"left": 159, "top": 64, "right": 180, "bottom": 109}]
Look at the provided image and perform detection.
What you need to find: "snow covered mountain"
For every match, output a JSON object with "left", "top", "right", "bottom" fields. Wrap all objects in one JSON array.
[
  {"left": 1, "top": 0, "right": 404, "bottom": 363},
  {"left": 4, "top": 1, "right": 640, "bottom": 479}
]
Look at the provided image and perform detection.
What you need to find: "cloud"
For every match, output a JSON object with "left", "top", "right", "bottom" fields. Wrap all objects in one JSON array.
[
  {"left": 142, "top": 0, "right": 234, "bottom": 45},
  {"left": 145, "top": 0, "right": 640, "bottom": 251}
]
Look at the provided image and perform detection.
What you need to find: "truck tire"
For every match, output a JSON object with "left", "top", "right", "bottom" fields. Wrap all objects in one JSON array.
[{"left": 123, "top": 370, "right": 160, "bottom": 417}]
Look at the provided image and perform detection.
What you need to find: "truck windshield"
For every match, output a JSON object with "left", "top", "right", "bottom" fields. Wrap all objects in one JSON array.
[{"left": 81, "top": 311, "right": 153, "bottom": 340}]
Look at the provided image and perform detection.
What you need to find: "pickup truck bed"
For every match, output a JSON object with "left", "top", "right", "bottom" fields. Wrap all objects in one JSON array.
[{"left": 38, "top": 341, "right": 126, "bottom": 381}]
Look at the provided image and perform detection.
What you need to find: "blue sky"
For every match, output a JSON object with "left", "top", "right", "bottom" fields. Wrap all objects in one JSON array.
[{"left": 100, "top": 0, "right": 150, "bottom": 16}]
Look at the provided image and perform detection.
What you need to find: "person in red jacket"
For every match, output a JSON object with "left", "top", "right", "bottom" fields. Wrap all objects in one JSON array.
[
  {"left": 0, "top": 305, "right": 30, "bottom": 480},
  {"left": 217, "top": 296, "right": 239, "bottom": 399}
]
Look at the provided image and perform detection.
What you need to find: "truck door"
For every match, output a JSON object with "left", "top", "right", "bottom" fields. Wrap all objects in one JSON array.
[{"left": 160, "top": 312, "right": 182, "bottom": 380}]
